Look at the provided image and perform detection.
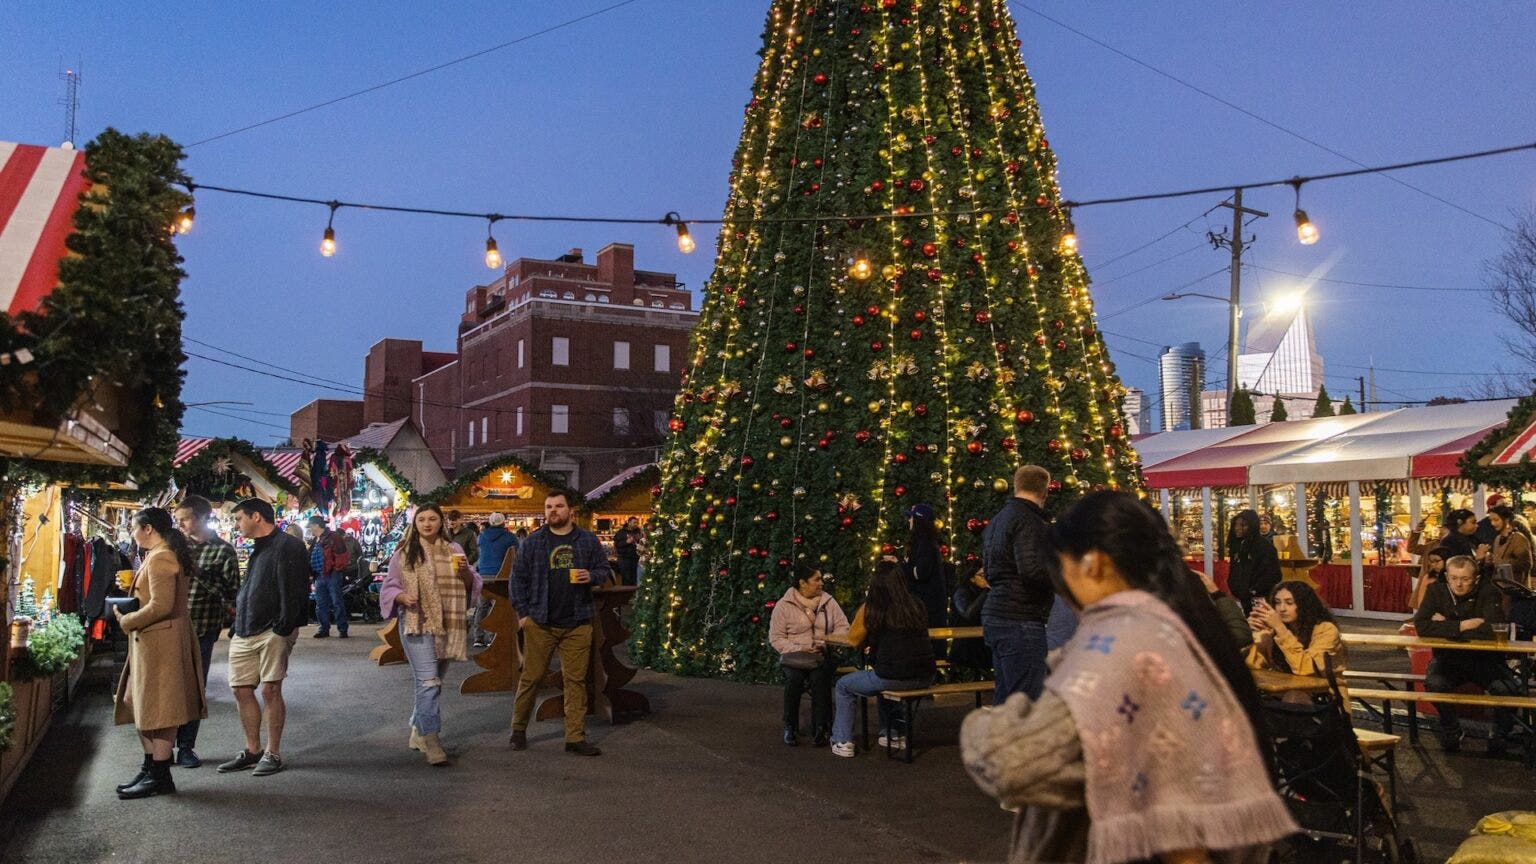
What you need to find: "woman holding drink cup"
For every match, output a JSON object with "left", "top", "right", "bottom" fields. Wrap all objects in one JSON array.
[{"left": 380, "top": 503, "right": 482, "bottom": 766}]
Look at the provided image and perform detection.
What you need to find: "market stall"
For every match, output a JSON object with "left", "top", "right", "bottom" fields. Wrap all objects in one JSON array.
[
  {"left": 583, "top": 463, "right": 657, "bottom": 533},
  {"left": 420, "top": 455, "right": 574, "bottom": 530}
]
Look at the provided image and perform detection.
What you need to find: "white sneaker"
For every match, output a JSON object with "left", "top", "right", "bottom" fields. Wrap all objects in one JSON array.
[
  {"left": 830, "top": 741, "right": 856, "bottom": 758},
  {"left": 878, "top": 733, "right": 907, "bottom": 749}
]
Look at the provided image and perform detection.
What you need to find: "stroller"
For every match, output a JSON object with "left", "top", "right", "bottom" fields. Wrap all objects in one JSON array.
[
  {"left": 342, "top": 559, "right": 382, "bottom": 624},
  {"left": 1264, "top": 657, "right": 1419, "bottom": 863}
]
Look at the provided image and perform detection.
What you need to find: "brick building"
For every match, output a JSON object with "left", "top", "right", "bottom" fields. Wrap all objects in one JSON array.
[{"left": 290, "top": 242, "right": 696, "bottom": 492}]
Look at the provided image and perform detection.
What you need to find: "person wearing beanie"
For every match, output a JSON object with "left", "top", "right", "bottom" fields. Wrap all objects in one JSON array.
[{"left": 470, "top": 513, "right": 519, "bottom": 648}]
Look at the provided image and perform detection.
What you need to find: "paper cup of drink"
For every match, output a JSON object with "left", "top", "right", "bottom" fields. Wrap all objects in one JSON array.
[
  {"left": 116, "top": 569, "right": 134, "bottom": 590},
  {"left": 568, "top": 568, "right": 582, "bottom": 584},
  {"left": 451, "top": 553, "right": 467, "bottom": 571}
]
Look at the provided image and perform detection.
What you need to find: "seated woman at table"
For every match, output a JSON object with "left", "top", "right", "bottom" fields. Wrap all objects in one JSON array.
[
  {"left": 1412, "top": 555, "right": 1525, "bottom": 755},
  {"left": 828, "top": 560, "right": 936, "bottom": 758},
  {"left": 768, "top": 567, "right": 850, "bottom": 747},
  {"left": 1246, "top": 580, "right": 1344, "bottom": 678},
  {"left": 950, "top": 564, "right": 994, "bottom": 672},
  {"left": 962, "top": 492, "right": 1295, "bottom": 864},
  {"left": 1407, "top": 545, "right": 1451, "bottom": 613}
]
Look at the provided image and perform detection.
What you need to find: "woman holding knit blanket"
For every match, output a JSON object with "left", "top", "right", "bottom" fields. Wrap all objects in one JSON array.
[
  {"left": 962, "top": 492, "right": 1296, "bottom": 863},
  {"left": 380, "top": 503, "right": 482, "bottom": 766}
]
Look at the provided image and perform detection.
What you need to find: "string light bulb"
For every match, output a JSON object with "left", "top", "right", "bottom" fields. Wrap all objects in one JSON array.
[
  {"left": 1290, "top": 180, "right": 1318, "bottom": 245},
  {"left": 484, "top": 216, "right": 502, "bottom": 269},
  {"left": 1058, "top": 210, "right": 1078, "bottom": 254},
  {"left": 665, "top": 212, "right": 696, "bottom": 254},
  {"left": 848, "top": 250, "right": 873, "bottom": 280},
  {"left": 175, "top": 207, "right": 195, "bottom": 234},
  {"left": 320, "top": 202, "right": 339, "bottom": 258}
]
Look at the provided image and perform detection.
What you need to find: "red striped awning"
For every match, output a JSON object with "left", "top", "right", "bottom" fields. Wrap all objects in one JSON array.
[
  {"left": 261, "top": 449, "right": 307, "bottom": 487},
  {"left": 174, "top": 437, "right": 213, "bottom": 467},
  {"left": 0, "top": 142, "right": 90, "bottom": 316}
]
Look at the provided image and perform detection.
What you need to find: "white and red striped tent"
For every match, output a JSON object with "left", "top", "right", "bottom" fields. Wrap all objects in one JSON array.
[{"left": 0, "top": 141, "right": 90, "bottom": 318}]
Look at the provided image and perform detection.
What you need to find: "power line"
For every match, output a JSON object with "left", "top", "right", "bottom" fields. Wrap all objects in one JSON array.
[
  {"left": 186, "top": 0, "right": 646, "bottom": 148},
  {"left": 188, "top": 405, "right": 291, "bottom": 432},
  {"left": 1092, "top": 241, "right": 1207, "bottom": 287},
  {"left": 1091, "top": 203, "right": 1220, "bottom": 272},
  {"left": 181, "top": 140, "right": 1536, "bottom": 231},
  {"left": 1099, "top": 266, "right": 1230, "bottom": 320},
  {"left": 1008, "top": 1, "right": 1511, "bottom": 230},
  {"left": 1331, "top": 361, "right": 1526, "bottom": 379},
  {"left": 1244, "top": 264, "right": 1489, "bottom": 293}
]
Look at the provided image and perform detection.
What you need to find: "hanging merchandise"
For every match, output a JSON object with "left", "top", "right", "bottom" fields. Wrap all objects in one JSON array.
[
  {"left": 311, "top": 440, "right": 332, "bottom": 514},
  {"left": 330, "top": 443, "right": 354, "bottom": 516}
]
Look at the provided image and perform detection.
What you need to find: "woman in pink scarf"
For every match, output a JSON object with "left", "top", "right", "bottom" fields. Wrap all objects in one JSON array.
[{"left": 962, "top": 492, "right": 1296, "bottom": 863}]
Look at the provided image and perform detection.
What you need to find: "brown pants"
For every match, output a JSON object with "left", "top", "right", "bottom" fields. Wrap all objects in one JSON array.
[{"left": 512, "top": 620, "right": 593, "bottom": 742}]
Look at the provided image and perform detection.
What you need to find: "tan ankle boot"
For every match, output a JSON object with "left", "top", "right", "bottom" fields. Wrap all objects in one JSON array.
[
  {"left": 409, "top": 730, "right": 426, "bottom": 752},
  {"left": 422, "top": 732, "right": 448, "bottom": 766}
]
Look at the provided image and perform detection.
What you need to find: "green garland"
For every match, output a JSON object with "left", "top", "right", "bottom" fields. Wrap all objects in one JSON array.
[
  {"left": 0, "top": 129, "right": 190, "bottom": 493},
  {"left": 419, "top": 453, "right": 579, "bottom": 507},
  {"left": 174, "top": 437, "right": 298, "bottom": 501},
  {"left": 15, "top": 614, "right": 85, "bottom": 681},
  {"left": 353, "top": 448, "right": 417, "bottom": 499},
  {"left": 1460, "top": 392, "right": 1536, "bottom": 489},
  {"left": 584, "top": 464, "right": 659, "bottom": 514}
]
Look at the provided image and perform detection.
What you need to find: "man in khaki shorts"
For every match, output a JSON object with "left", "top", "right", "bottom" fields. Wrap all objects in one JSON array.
[{"left": 219, "top": 499, "right": 311, "bottom": 777}]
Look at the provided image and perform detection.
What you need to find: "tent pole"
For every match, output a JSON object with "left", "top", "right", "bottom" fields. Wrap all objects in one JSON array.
[
  {"left": 1202, "top": 487, "right": 1214, "bottom": 577},
  {"left": 1408, "top": 479, "right": 1423, "bottom": 565},
  {"left": 1294, "top": 483, "right": 1308, "bottom": 557},
  {"left": 1474, "top": 484, "right": 1489, "bottom": 519},
  {"left": 1348, "top": 481, "right": 1364, "bottom": 614}
]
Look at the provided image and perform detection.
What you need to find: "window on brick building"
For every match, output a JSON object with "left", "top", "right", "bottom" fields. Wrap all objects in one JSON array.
[
  {"left": 517, "top": 339, "right": 525, "bottom": 369},
  {"left": 552, "top": 337, "right": 569, "bottom": 367},
  {"left": 613, "top": 408, "right": 631, "bottom": 435},
  {"left": 654, "top": 410, "right": 669, "bottom": 435},
  {"left": 614, "top": 341, "right": 630, "bottom": 370},
  {"left": 481, "top": 416, "right": 489, "bottom": 443},
  {"left": 552, "top": 404, "right": 569, "bottom": 434},
  {"left": 516, "top": 406, "right": 524, "bottom": 436},
  {"left": 467, "top": 420, "right": 476, "bottom": 448},
  {"left": 654, "top": 344, "right": 670, "bottom": 373}
]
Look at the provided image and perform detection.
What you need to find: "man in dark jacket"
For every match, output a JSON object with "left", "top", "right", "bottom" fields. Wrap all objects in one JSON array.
[
  {"left": 1226, "top": 509, "right": 1281, "bottom": 613},
  {"left": 221, "top": 499, "right": 311, "bottom": 778},
  {"left": 1412, "top": 555, "right": 1525, "bottom": 754},
  {"left": 447, "top": 510, "right": 480, "bottom": 570},
  {"left": 612, "top": 517, "right": 644, "bottom": 586},
  {"left": 305, "top": 515, "right": 351, "bottom": 638},
  {"left": 470, "top": 513, "right": 519, "bottom": 647},
  {"left": 980, "top": 464, "right": 1055, "bottom": 704},
  {"left": 508, "top": 492, "right": 610, "bottom": 756}
]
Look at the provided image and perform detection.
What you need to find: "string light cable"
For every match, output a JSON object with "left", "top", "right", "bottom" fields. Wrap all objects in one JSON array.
[{"left": 175, "top": 140, "right": 1536, "bottom": 260}]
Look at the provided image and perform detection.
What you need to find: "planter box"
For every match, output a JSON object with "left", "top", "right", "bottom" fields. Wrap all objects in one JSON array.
[{"left": 0, "top": 676, "right": 54, "bottom": 806}]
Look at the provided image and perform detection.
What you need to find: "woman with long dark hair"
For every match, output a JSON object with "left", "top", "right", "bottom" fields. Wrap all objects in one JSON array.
[
  {"left": 379, "top": 503, "right": 481, "bottom": 766},
  {"left": 828, "top": 559, "right": 937, "bottom": 758},
  {"left": 1246, "top": 580, "right": 1343, "bottom": 677},
  {"left": 903, "top": 503, "right": 949, "bottom": 658},
  {"left": 1408, "top": 545, "right": 1451, "bottom": 611},
  {"left": 112, "top": 508, "right": 208, "bottom": 799},
  {"left": 962, "top": 492, "right": 1294, "bottom": 863},
  {"left": 1227, "top": 509, "right": 1282, "bottom": 613}
]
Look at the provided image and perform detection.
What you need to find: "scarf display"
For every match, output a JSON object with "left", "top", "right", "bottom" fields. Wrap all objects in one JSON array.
[
  {"left": 1046, "top": 590, "right": 1296, "bottom": 864},
  {"left": 398, "top": 539, "right": 469, "bottom": 661}
]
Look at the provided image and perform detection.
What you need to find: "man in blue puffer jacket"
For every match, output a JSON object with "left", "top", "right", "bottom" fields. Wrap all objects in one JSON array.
[{"left": 470, "top": 513, "right": 519, "bottom": 647}]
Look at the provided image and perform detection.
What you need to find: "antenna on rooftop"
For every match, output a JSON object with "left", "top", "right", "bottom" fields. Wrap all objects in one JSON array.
[{"left": 59, "top": 63, "right": 81, "bottom": 148}]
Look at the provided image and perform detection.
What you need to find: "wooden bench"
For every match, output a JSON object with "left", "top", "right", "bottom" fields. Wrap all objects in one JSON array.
[
  {"left": 1342, "top": 670, "right": 1427, "bottom": 733},
  {"left": 1352, "top": 727, "right": 1402, "bottom": 811},
  {"left": 1349, "top": 687, "right": 1536, "bottom": 763},
  {"left": 880, "top": 681, "right": 994, "bottom": 763}
]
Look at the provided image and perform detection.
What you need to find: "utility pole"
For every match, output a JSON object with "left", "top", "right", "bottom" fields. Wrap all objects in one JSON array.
[
  {"left": 59, "top": 65, "right": 81, "bottom": 148},
  {"left": 1209, "top": 188, "right": 1268, "bottom": 420},
  {"left": 1358, "top": 376, "right": 1367, "bottom": 413}
]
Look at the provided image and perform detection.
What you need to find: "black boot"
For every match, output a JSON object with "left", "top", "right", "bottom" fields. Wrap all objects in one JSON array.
[
  {"left": 116, "top": 754, "right": 153, "bottom": 793},
  {"left": 783, "top": 725, "right": 799, "bottom": 746},
  {"left": 119, "top": 758, "right": 175, "bottom": 799}
]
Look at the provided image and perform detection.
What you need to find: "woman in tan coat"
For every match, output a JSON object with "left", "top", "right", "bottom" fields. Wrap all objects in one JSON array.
[{"left": 112, "top": 507, "right": 208, "bottom": 799}]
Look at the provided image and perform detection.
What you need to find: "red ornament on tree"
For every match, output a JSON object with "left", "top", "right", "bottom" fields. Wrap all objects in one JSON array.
[
  {"left": 871, "top": 340, "right": 884, "bottom": 352},
  {"left": 1054, "top": 339, "right": 1067, "bottom": 351},
  {"left": 780, "top": 417, "right": 793, "bottom": 428},
  {"left": 1070, "top": 447, "right": 1086, "bottom": 462},
  {"left": 852, "top": 315, "right": 865, "bottom": 326},
  {"left": 813, "top": 73, "right": 828, "bottom": 84},
  {"left": 893, "top": 452, "right": 909, "bottom": 465},
  {"left": 690, "top": 475, "right": 706, "bottom": 488},
  {"left": 668, "top": 417, "right": 686, "bottom": 432},
  {"left": 1000, "top": 436, "right": 1016, "bottom": 450},
  {"left": 740, "top": 455, "right": 755, "bottom": 468},
  {"left": 1015, "top": 409, "right": 1036, "bottom": 424},
  {"left": 893, "top": 485, "right": 907, "bottom": 497},
  {"left": 966, "top": 518, "right": 986, "bottom": 532},
  {"left": 1046, "top": 439, "right": 1062, "bottom": 453},
  {"left": 974, "top": 310, "right": 991, "bottom": 324},
  {"left": 870, "top": 179, "right": 884, "bottom": 191},
  {"left": 915, "top": 403, "right": 928, "bottom": 417},
  {"left": 908, "top": 179, "right": 924, "bottom": 191},
  {"left": 909, "top": 328, "right": 923, "bottom": 341},
  {"left": 921, "top": 242, "right": 938, "bottom": 258},
  {"left": 867, "top": 304, "right": 881, "bottom": 316},
  {"left": 913, "top": 310, "right": 926, "bottom": 322},
  {"left": 855, "top": 430, "right": 872, "bottom": 443},
  {"left": 926, "top": 268, "right": 942, "bottom": 281}
]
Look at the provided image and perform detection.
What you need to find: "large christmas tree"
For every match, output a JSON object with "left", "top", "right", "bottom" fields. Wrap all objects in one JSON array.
[{"left": 632, "top": 0, "right": 1140, "bottom": 681}]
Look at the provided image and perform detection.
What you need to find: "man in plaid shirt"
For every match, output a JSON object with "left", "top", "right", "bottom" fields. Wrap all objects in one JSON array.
[{"left": 173, "top": 494, "right": 243, "bottom": 768}]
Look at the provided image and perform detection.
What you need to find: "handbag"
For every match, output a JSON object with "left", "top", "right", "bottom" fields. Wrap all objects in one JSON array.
[
  {"left": 106, "top": 596, "right": 141, "bottom": 615},
  {"left": 780, "top": 650, "right": 823, "bottom": 671}
]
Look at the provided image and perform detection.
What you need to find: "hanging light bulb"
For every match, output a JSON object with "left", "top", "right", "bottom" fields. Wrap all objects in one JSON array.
[
  {"left": 484, "top": 216, "right": 502, "bottom": 269},
  {"left": 665, "top": 212, "right": 696, "bottom": 254},
  {"left": 176, "top": 206, "right": 195, "bottom": 234},
  {"left": 1291, "top": 179, "right": 1318, "bottom": 245},
  {"left": 847, "top": 250, "right": 873, "bottom": 280},
  {"left": 1058, "top": 209, "right": 1078, "bottom": 254},
  {"left": 320, "top": 202, "right": 339, "bottom": 257}
]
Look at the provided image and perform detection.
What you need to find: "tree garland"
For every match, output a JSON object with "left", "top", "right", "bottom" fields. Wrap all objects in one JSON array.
[
  {"left": 584, "top": 464, "right": 660, "bottom": 514},
  {"left": 1460, "top": 392, "right": 1536, "bottom": 489},
  {"left": 0, "top": 130, "right": 191, "bottom": 493},
  {"left": 419, "top": 453, "right": 579, "bottom": 507},
  {"left": 174, "top": 437, "right": 299, "bottom": 502},
  {"left": 352, "top": 448, "right": 418, "bottom": 499}
]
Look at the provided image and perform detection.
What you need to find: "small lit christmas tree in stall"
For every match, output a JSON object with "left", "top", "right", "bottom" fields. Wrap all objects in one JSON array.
[{"left": 632, "top": 0, "right": 1141, "bottom": 680}]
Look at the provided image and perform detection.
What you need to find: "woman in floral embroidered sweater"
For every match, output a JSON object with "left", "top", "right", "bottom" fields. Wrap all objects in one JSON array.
[{"left": 961, "top": 492, "right": 1295, "bottom": 864}]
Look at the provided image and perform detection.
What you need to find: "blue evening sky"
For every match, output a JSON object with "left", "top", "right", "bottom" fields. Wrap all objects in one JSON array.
[{"left": 4, "top": 1, "right": 1533, "bottom": 441}]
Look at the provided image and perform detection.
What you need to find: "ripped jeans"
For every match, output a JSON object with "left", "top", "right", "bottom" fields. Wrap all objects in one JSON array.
[{"left": 399, "top": 614, "right": 450, "bottom": 735}]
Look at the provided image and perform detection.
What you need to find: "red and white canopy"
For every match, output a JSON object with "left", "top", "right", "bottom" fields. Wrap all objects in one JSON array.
[{"left": 0, "top": 142, "right": 89, "bottom": 316}]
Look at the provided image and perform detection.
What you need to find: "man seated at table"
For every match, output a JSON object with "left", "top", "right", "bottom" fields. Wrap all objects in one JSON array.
[{"left": 1412, "top": 555, "right": 1526, "bottom": 755}]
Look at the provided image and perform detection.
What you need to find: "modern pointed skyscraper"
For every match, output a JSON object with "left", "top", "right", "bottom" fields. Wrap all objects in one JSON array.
[{"left": 1237, "top": 299, "right": 1324, "bottom": 397}]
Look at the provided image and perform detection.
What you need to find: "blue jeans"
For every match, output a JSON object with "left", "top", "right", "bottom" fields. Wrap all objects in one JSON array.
[
  {"left": 399, "top": 614, "right": 449, "bottom": 735},
  {"left": 831, "top": 669, "right": 934, "bottom": 745},
  {"left": 176, "top": 628, "right": 220, "bottom": 750},
  {"left": 1046, "top": 596, "right": 1078, "bottom": 650},
  {"left": 314, "top": 573, "right": 347, "bottom": 634},
  {"left": 984, "top": 619, "right": 1048, "bottom": 704}
]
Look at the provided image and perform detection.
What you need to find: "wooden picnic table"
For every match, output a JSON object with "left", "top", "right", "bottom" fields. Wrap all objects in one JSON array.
[
  {"left": 823, "top": 626, "right": 983, "bottom": 648},
  {"left": 1340, "top": 632, "right": 1536, "bottom": 654},
  {"left": 1251, "top": 668, "right": 1333, "bottom": 695}
]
